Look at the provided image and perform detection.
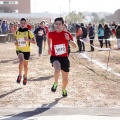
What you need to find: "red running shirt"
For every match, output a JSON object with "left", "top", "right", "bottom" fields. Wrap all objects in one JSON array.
[
  {"left": 48, "top": 30, "right": 73, "bottom": 57},
  {"left": 44, "top": 26, "right": 49, "bottom": 35}
]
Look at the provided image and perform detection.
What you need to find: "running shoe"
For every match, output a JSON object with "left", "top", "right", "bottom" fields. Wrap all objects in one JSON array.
[
  {"left": 62, "top": 89, "right": 68, "bottom": 97},
  {"left": 51, "top": 83, "right": 58, "bottom": 92},
  {"left": 23, "top": 77, "right": 27, "bottom": 85},
  {"left": 16, "top": 76, "right": 22, "bottom": 83}
]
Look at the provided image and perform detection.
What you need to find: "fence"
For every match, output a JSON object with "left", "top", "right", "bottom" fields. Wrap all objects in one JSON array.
[
  {"left": 0, "top": 33, "right": 14, "bottom": 43},
  {"left": 78, "top": 38, "right": 120, "bottom": 76}
]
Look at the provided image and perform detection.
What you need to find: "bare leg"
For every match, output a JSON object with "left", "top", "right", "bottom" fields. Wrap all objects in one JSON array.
[
  {"left": 18, "top": 53, "right": 24, "bottom": 76},
  {"left": 24, "top": 60, "right": 29, "bottom": 78},
  {"left": 53, "top": 60, "right": 61, "bottom": 84},
  {"left": 61, "top": 70, "right": 69, "bottom": 90}
]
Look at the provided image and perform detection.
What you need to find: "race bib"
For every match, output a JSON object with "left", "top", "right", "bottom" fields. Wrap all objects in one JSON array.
[
  {"left": 38, "top": 30, "right": 44, "bottom": 36},
  {"left": 54, "top": 44, "right": 66, "bottom": 55},
  {"left": 112, "top": 26, "right": 115, "bottom": 29},
  {"left": 18, "top": 38, "right": 27, "bottom": 47}
]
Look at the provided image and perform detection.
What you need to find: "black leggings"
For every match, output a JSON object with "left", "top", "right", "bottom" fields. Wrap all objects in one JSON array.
[
  {"left": 77, "top": 38, "right": 85, "bottom": 51},
  {"left": 89, "top": 37, "right": 94, "bottom": 51},
  {"left": 105, "top": 39, "right": 111, "bottom": 48},
  {"left": 37, "top": 40, "right": 43, "bottom": 55},
  {"left": 98, "top": 36, "right": 104, "bottom": 48}
]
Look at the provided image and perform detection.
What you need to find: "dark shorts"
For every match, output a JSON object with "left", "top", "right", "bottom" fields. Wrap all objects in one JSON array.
[
  {"left": 50, "top": 56, "right": 70, "bottom": 72},
  {"left": 16, "top": 51, "right": 30, "bottom": 60}
]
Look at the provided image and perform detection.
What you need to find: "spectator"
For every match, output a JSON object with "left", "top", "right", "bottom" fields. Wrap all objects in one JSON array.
[
  {"left": 14, "top": 22, "right": 18, "bottom": 32},
  {"left": 97, "top": 24, "right": 104, "bottom": 48},
  {"left": 111, "top": 21, "right": 117, "bottom": 36},
  {"left": 2, "top": 20, "right": 8, "bottom": 34},
  {"left": 104, "top": 24, "right": 112, "bottom": 48},
  {"left": 42, "top": 20, "right": 49, "bottom": 49},
  {"left": 76, "top": 24, "right": 83, "bottom": 52},
  {"left": 88, "top": 23, "right": 95, "bottom": 51},
  {"left": 9, "top": 23, "right": 15, "bottom": 42},
  {"left": 116, "top": 24, "right": 120, "bottom": 49},
  {"left": 26, "top": 19, "right": 32, "bottom": 30},
  {"left": 81, "top": 23, "right": 87, "bottom": 51},
  {"left": 0, "top": 22, "right": 2, "bottom": 34}
]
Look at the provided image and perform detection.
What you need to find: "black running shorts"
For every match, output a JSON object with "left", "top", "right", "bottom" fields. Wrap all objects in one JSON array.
[
  {"left": 50, "top": 56, "right": 70, "bottom": 72},
  {"left": 16, "top": 51, "right": 30, "bottom": 60}
]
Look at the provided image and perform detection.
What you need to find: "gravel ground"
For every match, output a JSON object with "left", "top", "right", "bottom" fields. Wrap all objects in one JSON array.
[{"left": 0, "top": 42, "right": 120, "bottom": 109}]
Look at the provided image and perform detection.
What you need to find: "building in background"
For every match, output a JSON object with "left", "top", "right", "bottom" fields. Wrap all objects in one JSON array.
[{"left": 0, "top": 0, "right": 31, "bottom": 13}]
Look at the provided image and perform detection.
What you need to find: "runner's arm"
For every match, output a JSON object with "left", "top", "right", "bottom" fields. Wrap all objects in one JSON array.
[
  {"left": 24, "top": 37, "right": 36, "bottom": 44},
  {"left": 29, "top": 38, "right": 36, "bottom": 44},
  {"left": 25, "top": 31, "right": 36, "bottom": 44},
  {"left": 65, "top": 33, "right": 76, "bottom": 48},
  {"left": 47, "top": 37, "right": 51, "bottom": 55},
  {"left": 69, "top": 40, "right": 76, "bottom": 48},
  {"left": 14, "top": 32, "right": 18, "bottom": 46}
]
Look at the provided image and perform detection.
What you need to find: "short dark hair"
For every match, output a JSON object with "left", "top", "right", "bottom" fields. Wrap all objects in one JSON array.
[
  {"left": 54, "top": 17, "right": 64, "bottom": 24},
  {"left": 88, "top": 23, "right": 92, "bottom": 25},
  {"left": 63, "top": 23, "right": 67, "bottom": 28},
  {"left": 81, "top": 23, "right": 84, "bottom": 27},
  {"left": 104, "top": 24, "right": 108, "bottom": 28},
  {"left": 20, "top": 18, "right": 26, "bottom": 22}
]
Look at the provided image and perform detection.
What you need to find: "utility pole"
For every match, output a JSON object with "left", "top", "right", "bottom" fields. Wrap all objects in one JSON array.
[
  {"left": 69, "top": 0, "right": 71, "bottom": 13},
  {"left": 60, "top": 5, "right": 61, "bottom": 17}
]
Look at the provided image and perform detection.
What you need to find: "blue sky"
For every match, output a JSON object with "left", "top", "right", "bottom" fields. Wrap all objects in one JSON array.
[{"left": 31, "top": 0, "right": 120, "bottom": 13}]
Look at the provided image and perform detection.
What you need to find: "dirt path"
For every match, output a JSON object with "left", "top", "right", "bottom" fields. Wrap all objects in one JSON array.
[{"left": 0, "top": 43, "right": 120, "bottom": 109}]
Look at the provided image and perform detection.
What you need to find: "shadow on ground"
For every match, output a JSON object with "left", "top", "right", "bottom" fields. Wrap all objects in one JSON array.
[
  {"left": 28, "top": 75, "right": 54, "bottom": 82},
  {"left": 0, "top": 88, "right": 22, "bottom": 99},
  {"left": 4, "top": 97, "right": 63, "bottom": 120}
]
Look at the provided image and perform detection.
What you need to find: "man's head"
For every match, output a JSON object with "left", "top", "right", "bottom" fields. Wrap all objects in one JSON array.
[
  {"left": 88, "top": 23, "right": 92, "bottom": 27},
  {"left": 54, "top": 17, "right": 64, "bottom": 32},
  {"left": 81, "top": 23, "right": 84, "bottom": 27},
  {"left": 20, "top": 18, "right": 27, "bottom": 29},
  {"left": 42, "top": 20, "right": 45, "bottom": 26},
  {"left": 40, "top": 21, "right": 44, "bottom": 28},
  {"left": 63, "top": 24, "right": 67, "bottom": 31}
]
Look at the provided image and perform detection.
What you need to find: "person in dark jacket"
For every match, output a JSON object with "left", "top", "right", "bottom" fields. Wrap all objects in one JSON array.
[
  {"left": 34, "top": 21, "right": 46, "bottom": 56},
  {"left": 88, "top": 23, "right": 95, "bottom": 51},
  {"left": 116, "top": 25, "right": 120, "bottom": 49},
  {"left": 104, "top": 24, "right": 112, "bottom": 48},
  {"left": 81, "top": 23, "right": 87, "bottom": 51}
]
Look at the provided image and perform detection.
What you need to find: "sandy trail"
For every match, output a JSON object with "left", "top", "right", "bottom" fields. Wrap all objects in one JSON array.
[{"left": 0, "top": 43, "right": 120, "bottom": 109}]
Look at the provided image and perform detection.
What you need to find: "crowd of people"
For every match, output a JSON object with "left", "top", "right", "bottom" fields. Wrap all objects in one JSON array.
[
  {"left": 74, "top": 21, "right": 120, "bottom": 52},
  {"left": 0, "top": 19, "right": 120, "bottom": 52}
]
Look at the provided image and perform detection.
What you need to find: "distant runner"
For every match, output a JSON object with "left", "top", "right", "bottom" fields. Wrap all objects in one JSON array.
[{"left": 34, "top": 21, "right": 46, "bottom": 56}]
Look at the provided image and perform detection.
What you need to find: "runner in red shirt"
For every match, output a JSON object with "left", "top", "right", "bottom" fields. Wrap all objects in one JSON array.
[
  {"left": 42, "top": 20, "right": 49, "bottom": 50},
  {"left": 48, "top": 17, "right": 76, "bottom": 97}
]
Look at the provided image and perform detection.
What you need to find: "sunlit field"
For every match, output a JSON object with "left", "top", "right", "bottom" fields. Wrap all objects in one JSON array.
[{"left": 0, "top": 39, "right": 120, "bottom": 108}]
